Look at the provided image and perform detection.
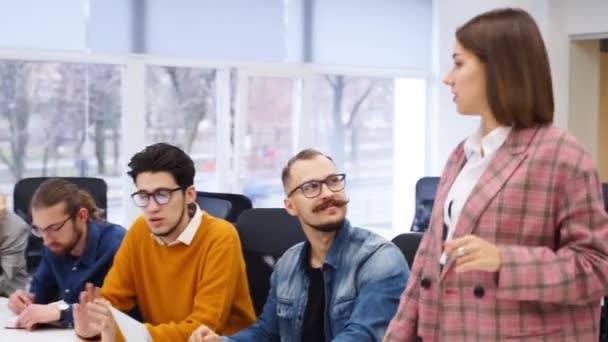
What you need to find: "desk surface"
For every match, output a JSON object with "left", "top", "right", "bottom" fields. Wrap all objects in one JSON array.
[{"left": 0, "top": 297, "right": 79, "bottom": 341}]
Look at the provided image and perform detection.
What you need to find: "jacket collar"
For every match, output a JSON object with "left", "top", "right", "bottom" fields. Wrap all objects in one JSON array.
[{"left": 298, "top": 219, "right": 352, "bottom": 272}]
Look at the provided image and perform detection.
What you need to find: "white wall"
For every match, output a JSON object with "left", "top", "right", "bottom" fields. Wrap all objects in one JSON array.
[
  {"left": 0, "top": 0, "right": 87, "bottom": 50},
  {"left": 146, "top": 0, "right": 285, "bottom": 61},
  {"left": 561, "top": 0, "right": 608, "bottom": 36},
  {"left": 547, "top": 0, "right": 608, "bottom": 161},
  {"left": 313, "top": 0, "right": 432, "bottom": 69}
]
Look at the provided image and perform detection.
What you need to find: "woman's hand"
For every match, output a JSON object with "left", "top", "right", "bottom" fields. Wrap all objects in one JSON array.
[{"left": 444, "top": 235, "right": 502, "bottom": 273}]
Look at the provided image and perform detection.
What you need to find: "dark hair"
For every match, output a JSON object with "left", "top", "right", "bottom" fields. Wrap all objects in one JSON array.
[
  {"left": 127, "top": 143, "right": 195, "bottom": 188},
  {"left": 456, "top": 8, "right": 554, "bottom": 127},
  {"left": 31, "top": 178, "right": 102, "bottom": 221},
  {"left": 281, "top": 148, "right": 334, "bottom": 188}
]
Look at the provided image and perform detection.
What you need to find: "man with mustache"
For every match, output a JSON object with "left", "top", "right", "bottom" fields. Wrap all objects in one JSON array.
[
  {"left": 190, "top": 148, "right": 410, "bottom": 342},
  {"left": 7, "top": 178, "right": 125, "bottom": 330}
]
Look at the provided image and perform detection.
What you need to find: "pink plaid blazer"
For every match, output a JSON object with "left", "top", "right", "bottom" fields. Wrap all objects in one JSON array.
[{"left": 385, "top": 125, "right": 608, "bottom": 342}]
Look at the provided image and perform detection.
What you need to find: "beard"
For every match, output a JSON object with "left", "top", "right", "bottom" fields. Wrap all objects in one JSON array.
[
  {"left": 309, "top": 219, "right": 345, "bottom": 233},
  {"left": 50, "top": 225, "right": 82, "bottom": 257}
]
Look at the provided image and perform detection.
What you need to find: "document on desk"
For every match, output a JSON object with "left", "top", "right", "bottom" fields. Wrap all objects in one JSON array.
[
  {"left": 3, "top": 299, "right": 68, "bottom": 329},
  {"left": 110, "top": 306, "right": 152, "bottom": 342}
]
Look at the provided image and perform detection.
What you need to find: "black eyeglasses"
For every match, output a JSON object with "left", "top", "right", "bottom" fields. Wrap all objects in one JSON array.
[
  {"left": 131, "top": 187, "right": 183, "bottom": 207},
  {"left": 287, "top": 173, "right": 346, "bottom": 199},
  {"left": 31, "top": 214, "right": 74, "bottom": 238}
]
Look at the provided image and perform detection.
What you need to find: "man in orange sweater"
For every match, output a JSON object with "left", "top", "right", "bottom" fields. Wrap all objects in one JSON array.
[{"left": 73, "top": 143, "right": 256, "bottom": 341}]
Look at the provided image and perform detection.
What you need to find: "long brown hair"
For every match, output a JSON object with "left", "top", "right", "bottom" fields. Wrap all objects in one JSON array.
[
  {"left": 31, "top": 178, "right": 102, "bottom": 221},
  {"left": 456, "top": 8, "right": 554, "bottom": 128}
]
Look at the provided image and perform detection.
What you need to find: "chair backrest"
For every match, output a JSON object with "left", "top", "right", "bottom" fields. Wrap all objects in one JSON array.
[
  {"left": 410, "top": 177, "right": 440, "bottom": 232},
  {"left": 13, "top": 177, "right": 108, "bottom": 222},
  {"left": 235, "top": 208, "right": 306, "bottom": 315},
  {"left": 13, "top": 177, "right": 108, "bottom": 273},
  {"left": 599, "top": 183, "right": 608, "bottom": 341},
  {"left": 196, "top": 191, "right": 252, "bottom": 222},
  {"left": 195, "top": 193, "right": 232, "bottom": 219},
  {"left": 602, "top": 183, "right": 607, "bottom": 212},
  {"left": 391, "top": 232, "right": 424, "bottom": 269}
]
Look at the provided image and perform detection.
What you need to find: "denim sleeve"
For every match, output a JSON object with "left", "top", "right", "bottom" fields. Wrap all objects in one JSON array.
[
  {"left": 224, "top": 269, "right": 281, "bottom": 342},
  {"left": 29, "top": 252, "right": 59, "bottom": 304},
  {"left": 333, "top": 244, "right": 410, "bottom": 342}
]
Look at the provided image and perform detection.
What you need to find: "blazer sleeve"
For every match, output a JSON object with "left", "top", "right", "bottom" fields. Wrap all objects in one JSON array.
[{"left": 497, "top": 151, "right": 608, "bottom": 305}]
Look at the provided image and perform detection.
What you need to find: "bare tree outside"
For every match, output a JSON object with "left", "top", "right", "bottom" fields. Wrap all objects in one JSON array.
[
  {"left": 311, "top": 75, "right": 395, "bottom": 231},
  {"left": 145, "top": 65, "right": 218, "bottom": 190},
  {"left": 323, "top": 75, "right": 393, "bottom": 175},
  {"left": 146, "top": 66, "right": 216, "bottom": 154},
  {"left": 0, "top": 60, "right": 122, "bottom": 183},
  {"left": 88, "top": 65, "right": 122, "bottom": 175},
  {"left": 0, "top": 61, "right": 32, "bottom": 182}
]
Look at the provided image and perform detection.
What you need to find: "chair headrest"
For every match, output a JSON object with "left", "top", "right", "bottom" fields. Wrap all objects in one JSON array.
[{"left": 236, "top": 208, "right": 306, "bottom": 256}]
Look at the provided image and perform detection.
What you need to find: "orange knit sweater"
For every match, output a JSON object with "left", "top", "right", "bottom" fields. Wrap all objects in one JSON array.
[{"left": 100, "top": 213, "right": 256, "bottom": 341}]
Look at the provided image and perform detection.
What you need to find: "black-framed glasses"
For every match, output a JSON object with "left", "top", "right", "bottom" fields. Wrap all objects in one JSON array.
[
  {"left": 31, "top": 214, "right": 74, "bottom": 238},
  {"left": 287, "top": 173, "right": 346, "bottom": 199},
  {"left": 130, "top": 187, "right": 183, "bottom": 207}
]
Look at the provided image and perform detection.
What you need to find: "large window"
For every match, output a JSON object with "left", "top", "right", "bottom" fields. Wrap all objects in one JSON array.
[
  {"left": 239, "top": 76, "right": 296, "bottom": 207},
  {"left": 145, "top": 65, "right": 219, "bottom": 191},
  {"left": 0, "top": 59, "right": 123, "bottom": 223},
  {"left": 0, "top": 54, "right": 427, "bottom": 238},
  {"left": 310, "top": 75, "right": 395, "bottom": 233}
]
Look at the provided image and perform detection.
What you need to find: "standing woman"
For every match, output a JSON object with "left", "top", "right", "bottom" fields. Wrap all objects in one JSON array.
[{"left": 385, "top": 8, "right": 608, "bottom": 342}]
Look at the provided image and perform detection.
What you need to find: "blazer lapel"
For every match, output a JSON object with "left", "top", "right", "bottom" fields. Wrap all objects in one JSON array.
[{"left": 440, "top": 126, "right": 540, "bottom": 279}]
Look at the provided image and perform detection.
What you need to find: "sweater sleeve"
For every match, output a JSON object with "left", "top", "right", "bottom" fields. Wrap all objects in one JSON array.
[
  {"left": 100, "top": 229, "right": 137, "bottom": 312},
  {"left": 144, "top": 224, "right": 248, "bottom": 341}
]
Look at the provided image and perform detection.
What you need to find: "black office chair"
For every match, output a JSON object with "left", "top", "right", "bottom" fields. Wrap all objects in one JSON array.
[
  {"left": 410, "top": 177, "right": 440, "bottom": 232},
  {"left": 602, "top": 183, "right": 607, "bottom": 212},
  {"left": 235, "top": 208, "right": 306, "bottom": 315},
  {"left": 391, "top": 232, "right": 424, "bottom": 269},
  {"left": 196, "top": 191, "right": 252, "bottom": 222},
  {"left": 601, "top": 183, "right": 608, "bottom": 342},
  {"left": 195, "top": 192, "right": 232, "bottom": 220},
  {"left": 13, "top": 177, "right": 108, "bottom": 273}
]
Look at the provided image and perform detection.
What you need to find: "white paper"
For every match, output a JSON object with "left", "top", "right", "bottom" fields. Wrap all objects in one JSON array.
[
  {"left": 110, "top": 306, "right": 152, "bottom": 342},
  {"left": 3, "top": 316, "right": 19, "bottom": 329}
]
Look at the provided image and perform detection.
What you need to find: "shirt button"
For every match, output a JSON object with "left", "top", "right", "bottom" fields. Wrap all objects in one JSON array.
[
  {"left": 473, "top": 285, "right": 485, "bottom": 298},
  {"left": 65, "top": 289, "right": 70, "bottom": 293},
  {"left": 415, "top": 336, "right": 423, "bottom": 342},
  {"left": 420, "top": 278, "right": 431, "bottom": 289},
  {"left": 72, "top": 267, "right": 77, "bottom": 271}
]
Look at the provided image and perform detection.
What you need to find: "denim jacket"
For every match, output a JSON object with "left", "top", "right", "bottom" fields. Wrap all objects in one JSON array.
[{"left": 225, "top": 220, "right": 409, "bottom": 342}]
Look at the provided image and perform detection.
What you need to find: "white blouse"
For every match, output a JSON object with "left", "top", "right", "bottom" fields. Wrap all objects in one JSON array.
[{"left": 439, "top": 125, "right": 512, "bottom": 265}]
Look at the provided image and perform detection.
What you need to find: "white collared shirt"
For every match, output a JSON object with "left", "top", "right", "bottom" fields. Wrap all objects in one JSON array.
[
  {"left": 439, "top": 126, "right": 512, "bottom": 264},
  {"left": 151, "top": 203, "right": 203, "bottom": 246}
]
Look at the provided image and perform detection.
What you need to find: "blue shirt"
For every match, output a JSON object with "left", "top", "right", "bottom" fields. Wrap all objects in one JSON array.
[
  {"left": 226, "top": 220, "right": 410, "bottom": 342},
  {"left": 30, "top": 220, "right": 125, "bottom": 328}
]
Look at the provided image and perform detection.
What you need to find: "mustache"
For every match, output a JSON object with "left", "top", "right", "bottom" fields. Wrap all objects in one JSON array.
[{"left": 312, "top": 198, "right": 349, "bottom": 213}]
